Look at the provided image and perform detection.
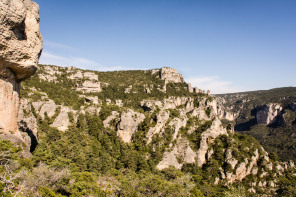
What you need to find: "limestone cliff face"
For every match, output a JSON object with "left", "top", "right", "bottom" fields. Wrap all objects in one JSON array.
[
  {"left": 160, "top": 67, "right": 184, "bottom": 83},
  {"left": 0, "top": 0, "right": 42, "bottom": 80},
  {"left": 117, "top": 110, "right": 145, "bottom": 143},
  {"left": 0, "top": 0, "right": 42, "bottom": 146},
  {"left": 256, "top": 103, "right": 282, "bottom": 125}
]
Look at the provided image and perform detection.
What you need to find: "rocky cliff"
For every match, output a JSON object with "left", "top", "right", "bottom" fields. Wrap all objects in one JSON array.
[
  {"left": 18, "top": 65, "right": 295, "bottom": 195},
  {"left": 217, "top": 87, "right": 296, "bottom": 162},
  {"left": 0, "top": 0, "right": 42, "bottom": 149}
]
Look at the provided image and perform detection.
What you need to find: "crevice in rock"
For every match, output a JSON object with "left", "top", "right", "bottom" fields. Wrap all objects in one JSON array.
[
  {"left": 18, "top": 120, "right": 38, "bottom": 152},
  {"left": 12, "top": 20, "right": 27, "bottom": 40}
]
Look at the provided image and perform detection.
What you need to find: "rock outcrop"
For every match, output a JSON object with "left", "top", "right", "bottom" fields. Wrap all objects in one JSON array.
[
  {"left": 196, "top": 119, "right": 228, "bottom": 166},
  {"left": 146, "top": 110, "right": 170, "bottom": 144},
  {"left": 76, "top": 80, "right": 101, "bottom": 93},
  {"left": 0, "top": 0, "right": 42, "bottom": 148},
  {"left": 18, "top": 98, "right": 38, "bottom": 151},
  {"left": 50, "top": 106, "right": 72, "bottom": 132},
  {"left": 160, "top": 67, "right": 184, "bottom": 83},
  {"left": 157, "top": 137, "right": 197, "bottom": 170},
  {"left": 117, "top": 109, "right": 145, "bottom": 143},
  {"left": 256, "top": 103, "right": 282, "bottom": 125}
]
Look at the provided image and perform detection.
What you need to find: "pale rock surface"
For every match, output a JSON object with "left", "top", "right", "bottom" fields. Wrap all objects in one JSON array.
[
  {"left": 50, "top": 106, "right": 72, "bottom": 132},
  {"left": 117, "top": 109, "right": 145, "bottom": 143},
  {"left": 85, "top": 106, "right": 101, "bottom": 115},
  {"left": 124, "top": 85, "right": 132, "bottom": 93},
  {"left": 157, "top": 84, "right": 166, "bottom": 93},
  {"left": 0, "top": 0, "right": 42, "bottom": 136},
  {"left": 141, "top": 97, "right": 194, "bottom": 112},
  {"left": 105, "top": 99, "right": 112, "bottom": 105},
  {"left": 0, "top": 72, "right": 20, "bottom": 133},
  {"left": 69, "top": 71, "right": 98, "bottom": 81},
  {"left": 83, "top": 72, "right": 98, "bottom": 81},
  {"left": 84, "top": 96, "right": 99, "bottom": 105},
  {"left": 227, "top": 149, "right": 260, "bottom": 183},
  {"left": 191, "top": 108, "right": 211, "bottom": 121},
  {"left": 76, "top": 80, "right": 101, "bottom": 93},
  {"left": 248, "top": 188, "right": 256, "bottom": 193},
  {"left": 0, "top": 0, "right": 42, "bottom": 80},
  {"left": 193, "top": 87, "right": 201, "bottom": 93},
  {"left": 157, "top": 137, "right": 197, "bottom": 170},
  {"left": 269, "top": 181, "right": 275, "bottom": 188},
  {"left": 256, "top": 103, "right": 282, "bottom": 125},
  {"left": 144, "top": 84, "right": 153, "bottom": 93},
  {"left": 38, "top": 65, "right": 60, "bottom": 82},
  {"left": 225, "top": 149, "right": 238, "bottom": 169},
  {"left": 251, "top": 166, "right": 258, "bottom": 175},
  {"left": 38, "top": 74, "right": 57, "bottom": 82},
  {"left": 146, "top": 110, "right": 170, "bottom": 144},
  {"left": 69, "top": 71, "right": 83, "bottom": 80},
  {"left": 115, "top": 100, "right": 123, "bottom": 107},
  {"left": 34, "top": 99, "right": 57, "bottom": 119},
  {"left": 216, "top": 97, "right": 237, "bottom": 121},
  {"left": 187, "top": 83, "right": 193, "bottom": 93},
  {"left": 141, "top": 100, "right": 163, "bottom": 111},
  {"left": 160, "top": 67, "right": 184, "bottom": 83},
  {"left": 169, "top": 117, "right": 188, "bottom": 140},
  {"left": 103, "top": 111, "right": 119, "bottom": 128},
  {"left": 196, "top": 119, "right": 228, "bottom": 166},
  {"left": 150, "top": 69, "right": 160, "bottom": 75}
]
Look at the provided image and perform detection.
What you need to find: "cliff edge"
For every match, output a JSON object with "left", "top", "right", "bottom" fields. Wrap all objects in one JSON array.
[{"left": 0, "top": 0, "right": 42, "bottom": 147}]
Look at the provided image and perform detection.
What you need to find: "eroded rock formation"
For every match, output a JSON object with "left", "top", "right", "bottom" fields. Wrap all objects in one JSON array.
[
  {"left": 256, "top": 103, "right": 282, "bottom": 125},
  {"left": 0, "top": 0, "right": 42, "bottom": 147},
  {"left": 117, "top": 109, "right": 145, "bottom": 143},
  {"left": 160, "top": 67, "right": 184, "bottom": 83}
]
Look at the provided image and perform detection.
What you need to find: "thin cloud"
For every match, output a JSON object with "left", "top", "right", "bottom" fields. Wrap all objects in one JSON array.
[
  {"left": 39, "top": 51, "right": 145, "bottom": 71},
  {"left": 44, "top": 40, "right": 75, "bottom": 51},
  {"left": 186, "top": 76, "right": 246, "bottom": 94},
  {"left": 39, "top": 52, "right": 96, "bottom": 69}
]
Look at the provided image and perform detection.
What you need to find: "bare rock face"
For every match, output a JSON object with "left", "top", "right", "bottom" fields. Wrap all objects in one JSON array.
[
  {"left": 146, "top": 110, "right": 170, "bottom": 144},
  {"left": 18, "top": 98, "right": 38, "bottom": 151},
  {"left": 76, "top": 80, "right": 101, "bottom": 93},
  {"left": 0, "top": 0, "right": 43, "bottom": 80},
  {"left": 50, "top": 106, "right": 72, "bottom": 132},
  {"left": 117, "top": 109, "right": 145, "bottom": 143},
  {"left": 160, "top": 67, "right": 184, "bottom": 83},
  {"left": 34, "top": 99, "right": 57, "bottom": 119},
  {"left": 103, "top": 111, "right": 119, "bottom": 128},
  {"left": 157, "top": 137, "right": 197, "bottom": 170},
  {"left": 141, "top": 97, "right": 194, "bottom": 112},
  {"left": 256, "top": 103, "right": 282, "bottom": 125},
  {"left": 197, "top": 119, "right": 228, "bottom": 166},
  {"left": 0, "top": 0, "right": 42, "bottom": 140}
]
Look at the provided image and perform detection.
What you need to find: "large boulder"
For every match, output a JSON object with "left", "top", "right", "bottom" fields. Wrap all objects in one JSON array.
[{"left": 0, "top": 0, "right": 42, "bottom": 147}]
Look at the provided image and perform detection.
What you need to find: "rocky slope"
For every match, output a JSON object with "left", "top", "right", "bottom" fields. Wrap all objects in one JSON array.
[
  {"left": 0, "top": 0, "right": 42, "bottom": 150},
  {"left": 217, "top": 87, "right": 296, "bottom": 162},
  {"left": 16, "top": 64, "right": 296, "bottom": 195}
]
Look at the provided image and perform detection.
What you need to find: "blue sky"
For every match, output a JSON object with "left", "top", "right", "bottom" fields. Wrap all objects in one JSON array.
[{"left": 35, "top": 0, "right": 296, "bottom": 94}]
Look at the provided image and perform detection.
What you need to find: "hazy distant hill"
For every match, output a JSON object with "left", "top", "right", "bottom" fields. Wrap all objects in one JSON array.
[{"left": 217, "top": 87, "right": 296, "bottom": 162}]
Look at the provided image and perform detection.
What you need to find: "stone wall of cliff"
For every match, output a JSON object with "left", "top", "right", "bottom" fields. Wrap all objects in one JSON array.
[{"left": 0, "top": 0, "right": 42, "bottom": 148}]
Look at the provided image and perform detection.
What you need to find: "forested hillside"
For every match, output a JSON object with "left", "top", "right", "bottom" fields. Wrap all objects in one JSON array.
[{"left": 1, "top": 65, "right": 295, "bottom": 196}]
